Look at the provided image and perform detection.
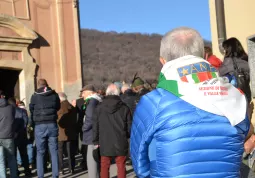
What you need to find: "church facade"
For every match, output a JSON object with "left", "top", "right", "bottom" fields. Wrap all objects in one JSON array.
[{"left": 0, "top": 0, "right": 82, "bottom": 105}]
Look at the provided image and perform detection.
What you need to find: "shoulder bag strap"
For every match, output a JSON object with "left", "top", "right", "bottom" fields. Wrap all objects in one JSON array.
[{"left": 232, "top": 57, "right": 240, "bottom": 71}]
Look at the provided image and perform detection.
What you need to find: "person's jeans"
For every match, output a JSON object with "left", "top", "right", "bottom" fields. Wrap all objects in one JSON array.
[
  {"left": 58, "top": 141, "right": 76, "bottom": 172},
  {"left": 0, "top": 139, "right": 18, "bottom": 178},
  {"left": 17, "top": 143, "right": 34, "bottom": 165},
  {"left": 101, "top": 156, "right": 126, "bottom": 178},
  {"left": 35, "top": 123, "right": 59, "bottom": 178},
  {"left": 0, "top": 146, "right": 6, "bottom": 178}
]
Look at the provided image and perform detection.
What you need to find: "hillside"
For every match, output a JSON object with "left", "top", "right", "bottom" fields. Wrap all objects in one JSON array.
[{"left": 80, "top": 29, "right": 211, "bottom": 88}]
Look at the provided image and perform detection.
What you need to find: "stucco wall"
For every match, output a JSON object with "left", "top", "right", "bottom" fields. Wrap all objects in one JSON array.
[
  {"left": 209, "top": 0, "right": 255, "bottom": 58},
  {"left": 209, "top": 0, "right": 255, "bottom": 125},
  {"left": 0, "top": 0, "right": 82, "bottom": 102}
]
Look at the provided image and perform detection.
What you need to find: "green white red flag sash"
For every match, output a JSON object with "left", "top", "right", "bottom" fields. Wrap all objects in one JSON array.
[{"left": 157, "top": 55, "right": 247, "bottom": 126}]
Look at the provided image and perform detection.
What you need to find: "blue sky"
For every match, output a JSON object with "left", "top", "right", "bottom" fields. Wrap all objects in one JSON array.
[{"left": 79, "top": 0, "right": 211, "bottom": 40}]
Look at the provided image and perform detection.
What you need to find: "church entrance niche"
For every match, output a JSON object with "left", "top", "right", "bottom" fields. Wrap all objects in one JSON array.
[{"left": 0, "top": 68, "right": 20, "bottom": 100}]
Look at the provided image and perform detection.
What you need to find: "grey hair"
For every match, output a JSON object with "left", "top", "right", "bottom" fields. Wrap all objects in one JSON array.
[
  {"left": 160, "top": 27, "right": 204, "bottom": 61},
  {"left": 121, "top": 84, "right": 130, "bottom": 93},
  {"left": 58, "top": 92, "right": 67, "bottom": 101},
  {"left": 106, "top": 84, "right": 120, "bottom": 96}
]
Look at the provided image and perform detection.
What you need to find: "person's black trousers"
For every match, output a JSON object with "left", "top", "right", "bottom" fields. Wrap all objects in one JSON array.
[
  {"left": 15, "top": 134, "right": 31, "bottom": 175},
  {"left": 58, "top": 141, "right": 76, "bottom": 172},
  {"left": 81, "top": 144, "right": 88, "bottom": 169}
]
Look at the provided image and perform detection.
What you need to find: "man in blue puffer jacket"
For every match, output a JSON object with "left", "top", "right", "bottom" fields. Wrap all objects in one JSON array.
[{"left": 130, "top": 27, "right": 250, "bottom": 178}]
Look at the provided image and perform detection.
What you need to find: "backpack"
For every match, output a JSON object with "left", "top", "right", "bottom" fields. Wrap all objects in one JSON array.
[{"left": 232, "top": 57, "right": 251, "bottom": 102}]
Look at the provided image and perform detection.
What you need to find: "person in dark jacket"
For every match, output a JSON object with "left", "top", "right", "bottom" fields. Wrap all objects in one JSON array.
[
  {"left": 120, "top": 84, "right": 136, "bottom": 114},
  {"left": 93, "top": 84, "right": 132, "bottom": 178},
  {"left": 75, "top": 96, "right": 88, "bottom": 170},
  {"left": 0, "top": 90, "right": 18, "bottom": 178},
  {"left": 219, "top": 37, "right": 251, "bottom": 103},
  {"left": 97, "top": 86, "right": 106, "bottom": 99},
  {"left": 8, "top": 97, "right": 31, "bottom": 177},
  {"left": 76, "top": 96, "right": 85, "bottom": 141},
  {"left": 120, "top": 84, "right": 136, "bottom": 166},
  {"left": 57, "top": 92, "right": 78, "bottom": 175},
  {"left": 81, "top": 84, "right": 102, "bottom": 178},
  {"left": 131, "top": 77, "right": 150, "bottom": 105},
  {"left": 29, "top": 79, "right": 60, "bottom": 178},
  {"left": 16, "top": 101, "right": 34, "bottom": 167},
  {"left": 76, "top": 96, "right": 85, "bottom": 133}
]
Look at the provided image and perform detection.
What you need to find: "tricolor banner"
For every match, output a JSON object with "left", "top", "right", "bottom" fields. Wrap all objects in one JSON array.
[
  {"left": 157, "top": 55, "right": 247, "bottom": 126},
  {"left": 177, "top": 62, "right": 218, "bottom": 83}
]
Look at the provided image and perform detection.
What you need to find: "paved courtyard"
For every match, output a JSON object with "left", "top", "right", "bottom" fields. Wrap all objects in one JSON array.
[
  {"left": 14, "top": 156, "right": 255, "bottom": 178},
  {"left": 16, "top": 155, "right": 135, "bottom": 178}
]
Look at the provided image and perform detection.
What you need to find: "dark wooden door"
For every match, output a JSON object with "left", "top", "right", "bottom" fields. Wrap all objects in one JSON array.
[{"left": 0, "top": 68, "right": 20, "bottom": 99}]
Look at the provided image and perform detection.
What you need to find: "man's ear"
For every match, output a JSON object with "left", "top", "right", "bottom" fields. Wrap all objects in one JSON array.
[{"left": 160, "top": 57, "right": 167, "bottom": 65}]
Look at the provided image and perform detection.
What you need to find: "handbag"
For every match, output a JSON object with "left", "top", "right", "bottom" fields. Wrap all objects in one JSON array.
[
  {"left": 93, "top": 146, "right": 101, "bottom": 163},
  {"left": 232, "top": 58, "right": 250, "bottom": 92}
]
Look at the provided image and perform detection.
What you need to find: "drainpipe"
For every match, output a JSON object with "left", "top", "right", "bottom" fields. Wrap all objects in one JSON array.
[{"left": 215, "top": 0, "right": 227, "bottom": 54}]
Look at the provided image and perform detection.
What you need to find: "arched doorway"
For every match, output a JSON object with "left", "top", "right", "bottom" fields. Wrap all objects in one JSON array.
[{"left": 0, "top": 14, "right": 38, "bottom": 105}]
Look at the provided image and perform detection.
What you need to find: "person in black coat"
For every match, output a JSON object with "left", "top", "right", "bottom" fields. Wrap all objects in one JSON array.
[
  {"left": 29, "top": 79, "right": 60, "bottom": 178},
  {"left": 93, "top": 84, "right": 132, "bottom": 178},
  {"left": 120, "top": 84, "right": 136, "bottom": 166},
  {"left": 8, "top": 97, "right": 32, "bottom": 176},
  {"left": 120, "top": 84, "right": 136, "bottom": 114},
  {"left": 29, "top": 81, "right": 60, "bottom": 125},
  {"left": 73, "top": 96, "right": 87, "bottom": 169}
]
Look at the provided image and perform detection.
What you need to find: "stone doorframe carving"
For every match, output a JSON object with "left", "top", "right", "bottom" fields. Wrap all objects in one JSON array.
[{"left": 0, "top": 14, "right": 38, "bottom": 105}]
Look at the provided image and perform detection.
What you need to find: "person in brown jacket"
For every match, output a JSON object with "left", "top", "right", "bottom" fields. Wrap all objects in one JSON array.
[{"left": 57, "top": 92, "right": 78, "bottom": 175}]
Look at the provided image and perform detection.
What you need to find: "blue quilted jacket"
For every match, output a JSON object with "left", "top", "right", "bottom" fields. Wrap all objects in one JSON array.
[{"left": 130, "top": 88, "right": 249, "bottom": 178}]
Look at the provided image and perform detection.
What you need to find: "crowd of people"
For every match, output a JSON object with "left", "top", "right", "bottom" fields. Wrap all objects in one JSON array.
[
  {"left": 0, "top": 73, "right": 150, "bottom": 178},
  {"left": 0, "top": 26, "right": 254, "bottom": 178}
]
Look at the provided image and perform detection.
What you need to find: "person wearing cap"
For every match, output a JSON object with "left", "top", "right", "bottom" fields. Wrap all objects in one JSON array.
[
  {"left": 0, "top": 90, "right": 18, "bottom": 178},
  {"left": 81, "top": 84, "right": 102, "bottom": 178},
  {"left": 29, "top": 79, "right": 60, "bottom": 178},
  {"left": 131, "top": 77, "right": 150, "bottom": 105}
]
